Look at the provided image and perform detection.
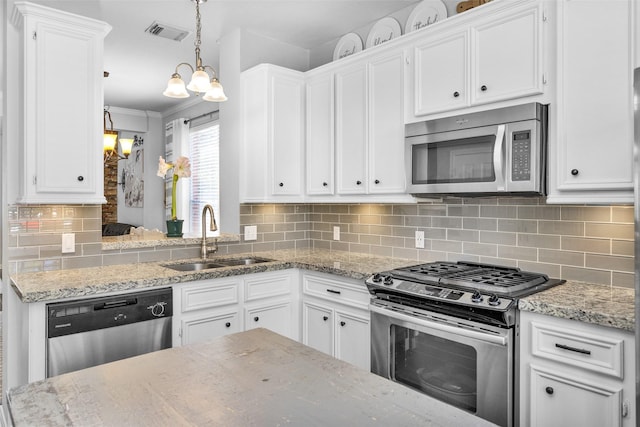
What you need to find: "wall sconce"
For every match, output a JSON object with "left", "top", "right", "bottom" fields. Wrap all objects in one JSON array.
[
  {"left": 104, "top": 109, "right": 119, "bottom": 161},
  {"left": 104, "top": 109, "right": 137, "bottom": 162},
  {"left": 119, "top": 138, "right": 134, "bottom": 158}
]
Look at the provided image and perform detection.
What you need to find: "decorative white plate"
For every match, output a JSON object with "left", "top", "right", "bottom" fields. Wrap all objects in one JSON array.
[
  {"left": 405, "top": 0, "right": 448, "bottom": 33},
  {"left": 333, "top": 33, "right": 363, "bottom": 60},
  {"left": 365, "top": 17, "right": 402, "bottom": 49}
]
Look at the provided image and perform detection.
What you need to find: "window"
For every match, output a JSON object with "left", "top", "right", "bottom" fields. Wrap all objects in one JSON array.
[{"left": 186, "top": 120, "right": 220, "bottom": 236}]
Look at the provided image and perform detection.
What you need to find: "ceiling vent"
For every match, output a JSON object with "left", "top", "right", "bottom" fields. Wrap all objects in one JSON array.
[{"left": 145, "top": 21, "right": 191, "bottom": 42}]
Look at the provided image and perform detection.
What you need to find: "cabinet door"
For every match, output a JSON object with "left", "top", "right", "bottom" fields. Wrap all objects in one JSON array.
[
  {"left": 335, "top": 62, "right": 367, "bottom": 194},
  {"left": 413, "top": 31, "right": 469, "bottom": 116},
  {"left": 472, "top": 3, "right": 543, "bottom": 105},
  {"left": 335, "top": 310, "right": 370, "bottom": 371},
  {"left": 550, "top": 0, "right": 633, "bottom": 203},
  {"left": 181, "top": 310, "right": 241, "bottom": 346},
  {"left": 240, "top": 65, "right": 304, "bottom": 202},
  {"left": 271, "top": 72, "right": 305, "bottom": 196},
  {"left": 306, "top": 72, "right": 334, "bottom": 195},
  {"left": 245, "top": 301, "right": 293, "bottom": 339},
  {"left": 17, "top": 4, "right": 109, "bottom": 203},
  {"left": 302, "top": 301, "right": 333, "bottom": 356},
  {"left": 368, "top": 51, "right": 406, "bottom": 194},
  {"left": 529, "top": 365, "right": 622, "bottom": 427}
]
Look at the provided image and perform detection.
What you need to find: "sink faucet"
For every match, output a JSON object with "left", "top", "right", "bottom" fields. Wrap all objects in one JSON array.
[{"left": 201, "top": 204, "right": 218, "bottom": 259}]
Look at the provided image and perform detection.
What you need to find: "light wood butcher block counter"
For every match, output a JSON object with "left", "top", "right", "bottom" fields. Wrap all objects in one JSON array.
[{"left": 7, "top": 329, "right": 495, "bottom": 427}]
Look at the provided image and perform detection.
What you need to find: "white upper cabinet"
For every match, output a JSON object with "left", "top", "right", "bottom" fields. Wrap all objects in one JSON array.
[
  {"left": 412, "top": 31, "right": 469, "bottom": 116},
  {"left": 241, "top": 64, "right": 305, "bottom": 202},
  {"left": 335, "top": 62, "right": 368, "bottom": 194},
  {"left": 306, "top": 70, "right": 334, "bottom": 196},
  {"left": 13, "top": 2, "right": 111, "bottom": 204},
  {"left": 368, "top": 51, "right": 406, "bottom": 194},
  {"left": 335, "top": 49, "right": 406, "bottom": 195},
  {"left": 548, "top": 0, "right": 636, "bottom": 204},
  {"left": 471, "top": 3, "right": 544, "bottom": 105},
  {"left": 407, "top": 0, "right": 545, "bottom": 121}
]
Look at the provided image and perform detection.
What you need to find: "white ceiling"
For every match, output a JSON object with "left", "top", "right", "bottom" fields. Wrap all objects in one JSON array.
[{"left": 26, "top": 0, "right": 425, "bottom": 113}]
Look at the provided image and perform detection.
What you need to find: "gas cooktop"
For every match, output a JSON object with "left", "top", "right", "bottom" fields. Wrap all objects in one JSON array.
[
  {"left": 388, "top": 261, "right": 562, "bottom": 297},
  {"left": 366, "top": 261, "right": 564, "bottom": 310}
]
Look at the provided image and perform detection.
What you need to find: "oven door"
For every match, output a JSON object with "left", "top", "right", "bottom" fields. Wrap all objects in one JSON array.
[{"left": 370, "top": 300, "right": 513, "bottom": 427}]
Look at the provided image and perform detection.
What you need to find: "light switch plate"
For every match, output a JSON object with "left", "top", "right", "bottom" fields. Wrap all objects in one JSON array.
[
  {"left": 415, "top": 230, "right": 425, "bottom": 249},
  {"left": 333, "top": 226, "right": 340, "bottom": 241},
  {"left": 62, "top": 233, "right": 75, "bottom": 253},
  {"left": 244, "top": 225, "right": 257, "bottom": 241}
]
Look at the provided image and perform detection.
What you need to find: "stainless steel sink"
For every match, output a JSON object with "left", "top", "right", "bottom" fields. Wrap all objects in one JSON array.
[
  {"left": 165, "top": 257, "right": 273, "bottom": 272},
  {"left": 217, "top": 257, "right": 273, "bottom": 266},
  {"left": 165, "top": 262, "right": 226, "bottom": 271}
]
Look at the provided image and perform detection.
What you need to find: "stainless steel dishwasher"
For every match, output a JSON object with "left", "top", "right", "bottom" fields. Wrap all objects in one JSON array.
[{"left": 46, "top": 288, "right": 172, "bottom": 377}]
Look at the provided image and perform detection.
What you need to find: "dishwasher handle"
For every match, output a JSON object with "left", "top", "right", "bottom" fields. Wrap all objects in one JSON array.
[{"left": 94, "top": 298, "right": 137, "bottom": 310}]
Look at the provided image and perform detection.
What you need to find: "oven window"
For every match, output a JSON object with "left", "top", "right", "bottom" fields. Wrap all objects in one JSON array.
[
  {"left": 412, "top": 136, "right": 495, "bottom": 184},
  {"left": 391, "top": 325, "right": 477, "bottom": 413}
]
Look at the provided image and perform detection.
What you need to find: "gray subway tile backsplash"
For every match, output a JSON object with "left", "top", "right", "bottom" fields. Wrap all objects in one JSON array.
[{"left": 7, "top": 198, "right": 635, "bottom": 290}]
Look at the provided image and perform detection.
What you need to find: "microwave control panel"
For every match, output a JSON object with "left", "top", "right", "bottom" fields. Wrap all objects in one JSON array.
[{"left": 511, "top": 130, "right": 531, "bottom": 181}]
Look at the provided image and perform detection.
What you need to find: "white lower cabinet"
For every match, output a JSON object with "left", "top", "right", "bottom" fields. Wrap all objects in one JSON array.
[
  {"left": 519, "top": 311, "right": 635, "bottom": 427},
  {"left": 173, "top": 270, "right": 299, "bottom": 346},
  {"left": 173, "top": 277, "right": 242, "bottom": 346},
  {"left": 301, "top": 272, "right": 370, "bottom": 370},
  {"left": 245, "top": 301, "right": 295, "bottom": 339},
  {"left": 181, "top": 310, "right": 241, "bottom": 346}
]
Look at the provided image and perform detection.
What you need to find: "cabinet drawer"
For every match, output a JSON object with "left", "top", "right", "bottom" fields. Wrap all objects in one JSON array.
[
  {"left": 303, "top": 274, "right": 369, "bottom": 309},
  {"left": 181, "top": 310, "right": 241, "bottom": 346},
  {"left": 530, "top": 321, "right": 624, "bottom": 379},
  {"left": 244, "top": 272, "right": 292, "bottom": 302},
  {"left": 181, "top": 279, "right": 240, "bottom": 312}
]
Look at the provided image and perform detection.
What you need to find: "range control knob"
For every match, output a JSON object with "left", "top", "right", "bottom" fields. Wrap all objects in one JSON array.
[
  {"left": 488, "top": 294, "right": 501, "bottom": 306},
  {"left": 471, "top": 291, "right": 483, "bottom": 303},
  {"left": 149, "top": 302, "right": 166, "bottom": 317},
  {"left": 383, "top": 276, "right": 394, "bottom": 286},
  {"left": 372, "top": 273, "right": 383, "bottom": 283}
]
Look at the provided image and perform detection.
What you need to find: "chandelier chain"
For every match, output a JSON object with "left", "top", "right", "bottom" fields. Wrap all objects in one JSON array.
[{"left": 194, "top": 0, "right": 202, "bottom": 49}]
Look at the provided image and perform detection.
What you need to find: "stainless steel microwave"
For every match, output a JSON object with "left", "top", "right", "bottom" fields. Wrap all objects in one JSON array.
[{"left": 405, "top": 103, "right": 548, "bottom": 197}]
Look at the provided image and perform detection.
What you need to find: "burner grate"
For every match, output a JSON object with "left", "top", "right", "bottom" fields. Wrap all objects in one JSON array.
[
  {"left": 447, "top": 270, "right": 548, "bottom": 288},
  {"left": 392, "top": 261, "right": 553, "bottom": 296}
]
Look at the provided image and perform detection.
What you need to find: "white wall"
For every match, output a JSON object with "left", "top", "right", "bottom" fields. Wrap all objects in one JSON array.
[
  {"left": 109, "top": 107, "right": 164, "bottom": 231},
  {"left": 240, "top": 29, "right": 310, "bottom": 72}
]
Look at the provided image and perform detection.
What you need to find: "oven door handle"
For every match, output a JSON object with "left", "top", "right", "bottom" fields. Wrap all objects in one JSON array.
[
  {"left": 369, "top": 303, "right": 508, "bottom": 346},
  {"left": 493, "top": 124, "right": 506, "bottom": 192}
]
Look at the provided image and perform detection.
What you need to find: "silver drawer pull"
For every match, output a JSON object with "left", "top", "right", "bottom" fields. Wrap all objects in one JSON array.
[{"left": 555, "top": 343, "right": 591, "bottom": 355}]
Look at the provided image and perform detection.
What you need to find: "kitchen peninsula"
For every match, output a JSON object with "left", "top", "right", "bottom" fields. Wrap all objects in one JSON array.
[{"left": 7, "top": 328, "right": 495, "bottom": 426}]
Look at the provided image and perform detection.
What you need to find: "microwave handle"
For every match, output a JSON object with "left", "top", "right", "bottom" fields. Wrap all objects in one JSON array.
[{"left": 493, "top": 124, "right": 506, "bottom": 191}]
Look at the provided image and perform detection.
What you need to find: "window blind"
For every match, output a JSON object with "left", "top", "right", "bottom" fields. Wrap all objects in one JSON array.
[{"left": 188, "top": 121, "right": 220, "bottom": 236}]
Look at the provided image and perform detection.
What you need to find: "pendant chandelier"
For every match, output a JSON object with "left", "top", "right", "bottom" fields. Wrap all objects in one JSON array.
[{"left": 163, "top": 0, "right": 227, "bottom": 102}]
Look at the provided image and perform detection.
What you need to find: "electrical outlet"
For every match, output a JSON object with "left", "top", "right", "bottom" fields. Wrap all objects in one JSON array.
[
  {"left": 244, "top": 225, "right": 257, "bottom": 241},
  {"left": 62, "top": 233, "right": 75, "bottom": 253},
  {"left": 415, "top": 230, "right": 425, "bottom": 249},
  {"left": 333, "top": 226, "right": 340, "bottom": 241}
]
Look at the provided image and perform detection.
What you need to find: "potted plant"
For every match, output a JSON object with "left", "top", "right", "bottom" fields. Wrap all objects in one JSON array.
[{"left": 157, "top": 155, "right": 191, "bottom": 237}]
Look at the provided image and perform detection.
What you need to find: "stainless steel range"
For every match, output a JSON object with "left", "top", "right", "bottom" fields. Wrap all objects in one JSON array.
[{"left": 367, "top": 261, "right": 564, "bottom": 427}]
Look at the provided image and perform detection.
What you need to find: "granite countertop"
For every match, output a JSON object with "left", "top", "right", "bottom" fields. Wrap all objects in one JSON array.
[
  {"left": 11, "top": 248, "right": 635, "bottom": 331},
  {"left": 101, "top": 232, "right": 240, "bottom": 250},
  {"left": 10, "top": 248, "right": 417, "bottom": 303},
  {"left": 518, "top": 280, "right": 635, "bottom": 332},
  {"left": 7, "top": 328, "right": 495, "bottom": 427}
]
